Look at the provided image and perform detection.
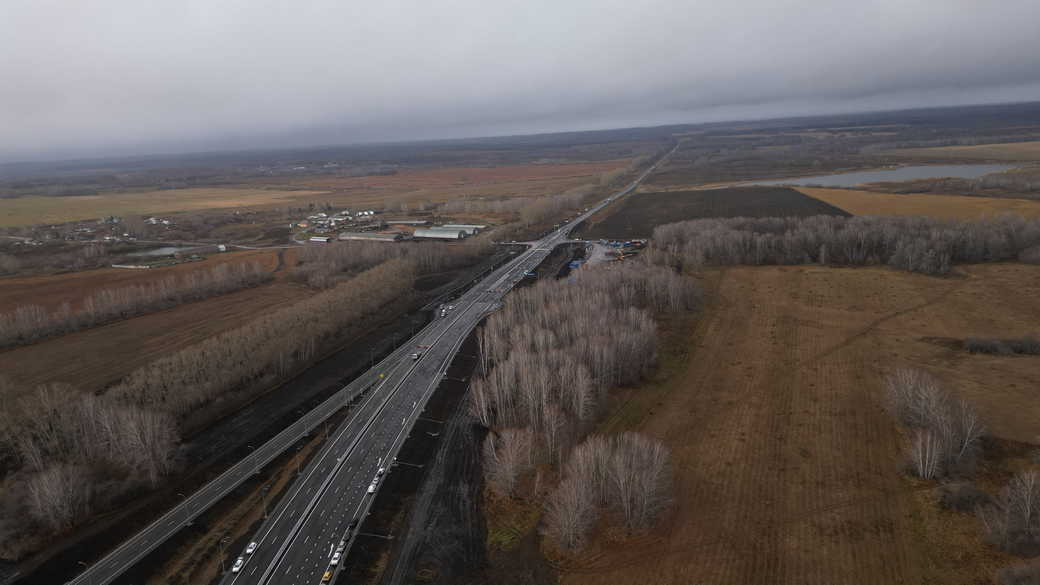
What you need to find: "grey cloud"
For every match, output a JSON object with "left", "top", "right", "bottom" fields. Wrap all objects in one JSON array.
[{"left": 2, "top": 0, "right": 1039, "bottom": 161}]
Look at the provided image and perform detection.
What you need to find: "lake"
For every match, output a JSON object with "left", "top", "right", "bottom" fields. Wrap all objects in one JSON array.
[{"left": 754, "top": 164, "right": 1018, "bottom": 188}]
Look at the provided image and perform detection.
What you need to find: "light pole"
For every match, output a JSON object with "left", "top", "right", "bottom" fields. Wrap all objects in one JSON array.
[
  {"left": 219, "top": 534, "right": 230, "bottom": 572},
  {"left": 248, "top": 444, "right": 259, "bottom": 475},
  {"left": 177, "top": 492, "right": 192, "bottom": 526},
  {"left": 77, "top": 561, "right": 91, "bottom": 585}
]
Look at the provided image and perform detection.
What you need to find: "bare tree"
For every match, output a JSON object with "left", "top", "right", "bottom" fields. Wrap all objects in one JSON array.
[
  {"left": 979, "top": 471, "right": 1040, "bottom": 555},
  {"left": 26, "top": 464, "right": 93, "bottom": 532},
  {"left": 541, "top": 476, "right": 597, "bottom": 550},
  {"left": 886, "top": 368, "right": 986, "bottom": 478},
  {"left": 910, "top": 430, "right": 944, "bottom": 480},
  {"left": 483, "top": 428, "right": 534, "bottom": 496},
  {"left": 543, "top": 433, "right": 672, "bottom": 549}
]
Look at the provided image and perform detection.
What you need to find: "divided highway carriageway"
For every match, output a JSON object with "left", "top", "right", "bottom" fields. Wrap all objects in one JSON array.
[{"left": 65, "top": 144, "right": 674, "bottom": 585}]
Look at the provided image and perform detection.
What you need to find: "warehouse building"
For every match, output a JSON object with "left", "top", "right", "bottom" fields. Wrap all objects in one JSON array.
[
  {"left": 413, "top": 228, "right": 467, "bottom": 240},
  {"left": 440, "top": 224, "right": 486, "bottom": 235}
]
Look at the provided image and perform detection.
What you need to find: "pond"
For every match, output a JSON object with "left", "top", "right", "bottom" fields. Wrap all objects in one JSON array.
[
  {"left": 754, "top": 164, "right": 1018, "bottom": 188},
  {"left": 129, "top": 246, "right": 203, "bottom": 257}
]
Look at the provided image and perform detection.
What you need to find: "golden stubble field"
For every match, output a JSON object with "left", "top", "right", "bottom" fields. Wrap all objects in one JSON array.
[
  {"left": 255, "top": 161, "right": 627, "bottom": 208},
  {"left": 892, "top": 141, "right": 1040, "bottom": 162},
  {"left": 0, "top": 160, "right": 626, "bottom": 228},
  {"left": 0, "top": 188, "right": 330, "bottom": 227},
  {"left": 563, "top": 263, "right": 1040, "bottom": 585},
  {"left": 800, "top": 186, "right": 1040, "bottom": 219}
]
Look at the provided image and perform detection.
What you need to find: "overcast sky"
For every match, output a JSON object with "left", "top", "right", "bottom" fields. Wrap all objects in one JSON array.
[{"left": 3, "top": 0, "right": 1040, "bottom": 162}]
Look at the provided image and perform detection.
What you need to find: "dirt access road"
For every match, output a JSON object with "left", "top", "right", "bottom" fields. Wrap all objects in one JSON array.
[{"left": 567, "top": 263, "right": 1040, "bottom": 585}]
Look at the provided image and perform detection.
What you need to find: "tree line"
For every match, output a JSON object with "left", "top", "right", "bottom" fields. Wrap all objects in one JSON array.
[
  {"left": 109, "top": 259, "right": 415, "bottom": 422},
  {"left": 645, "top": 214, "right": 1040, "bottom": 276},
  {"left": 294, "top": 239, "right": 491, "bottom": 289},
  {"left": 0, "top": 380, "right": 177, "bottom": 533},
  {"left": 471, "top": 263, "right": 700, "bottom": 550},
  {"left": 0, "top": 259, "right": 416, "bottom": 543},
  {"left": 0, "top": 261, "right": 271, "bottom": 347}
]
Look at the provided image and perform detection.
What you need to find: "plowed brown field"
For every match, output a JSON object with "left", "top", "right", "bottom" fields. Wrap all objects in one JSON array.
[
  {"left": 0, "top": 248, "right": 286, "bottom": 314},
  {"left": 892, "top": 141, "right": 1040, "bottom": 162},
  {"left": 564, "top": 263, "right": 1040, "bottom": 585},
  {"left": 0, "top": 281, "right": 311, "bottom": 396}
]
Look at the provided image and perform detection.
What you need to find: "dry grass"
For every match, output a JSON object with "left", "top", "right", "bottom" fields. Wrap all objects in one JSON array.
[
  {"left": 557, "top": 263, "right": 1040, "bottom": 585},
  {"left": 800, "top": 187, "right": 1040, "bottom": 220},
  {"left": 0, "top": 188, "right": 330, "bottom": 227},
  {"left": 892, "top": 141, "right": 1040, "bottom": 161},
  {"left": 251, "top": 161, "right": 627, "bottom": 209}
]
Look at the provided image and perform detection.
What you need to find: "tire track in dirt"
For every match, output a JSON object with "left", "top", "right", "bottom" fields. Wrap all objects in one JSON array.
[{"left": 799, "top": 275, "right": 968, "bottom": 368}]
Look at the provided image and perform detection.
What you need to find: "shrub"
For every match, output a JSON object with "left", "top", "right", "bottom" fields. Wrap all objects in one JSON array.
[
  {"left": 939, "top": 482, "right": 992, "bottom": 512},
  {"left": 997, "top": 564, "right": 1040, "bottom": 585},
  {"left": 966, "top": 336, "right": 1040, "bottom": 356},
  {"left": 978, "top": 471, "right": 1040, "bottom": 557}
]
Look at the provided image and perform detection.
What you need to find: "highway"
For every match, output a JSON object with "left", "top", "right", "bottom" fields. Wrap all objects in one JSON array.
[{"left": 65, "top": 144, "right": 673, "bottom": 585}]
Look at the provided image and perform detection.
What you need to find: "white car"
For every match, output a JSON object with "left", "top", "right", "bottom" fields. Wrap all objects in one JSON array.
[
  {"left": 245, "top": 542, "right": 257, "bottom": 554},
  {"left": 331, "top": 551, "right": 342, "bottom": 566},
  {"left": 367, "top": 483, "right": 376, "bottom": 494},
  {"left": 231, "top": 557, "right": 244, "bottom": 573},
  {"left": 376, "top": 467, "right": 386, "bottom": 476}
]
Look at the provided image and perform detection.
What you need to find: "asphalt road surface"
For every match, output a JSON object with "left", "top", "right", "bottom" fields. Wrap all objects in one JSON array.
[{"left": 65, "top": 144, "right": 674, "bottom": 585}]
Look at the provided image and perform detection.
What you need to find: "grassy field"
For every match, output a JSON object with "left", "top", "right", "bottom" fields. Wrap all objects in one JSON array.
[
  {"left": 0, "top": 188, "right": 330, "bottom": 227},
  {"left": 580, "top": 187, "right": 850, "bottom": 239},
  {"left": 799, "top": 187, "right": 1040, "bottom": 219},
  {"left": 892, "top": 141, "right": 1040, "bottom": 161},
  {"left": 557, "top": 263, "right": 1040, "bottom": 585},
  {"left": 254, "top": 161, "right": 626, "bottom": 209}
]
